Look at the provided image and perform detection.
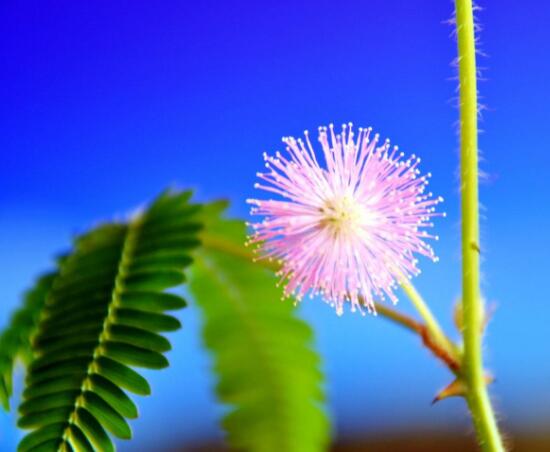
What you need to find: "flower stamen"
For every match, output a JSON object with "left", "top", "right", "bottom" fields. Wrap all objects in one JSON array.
[{"left": 248, "top": 124, "right": 442, "bottom": 314}]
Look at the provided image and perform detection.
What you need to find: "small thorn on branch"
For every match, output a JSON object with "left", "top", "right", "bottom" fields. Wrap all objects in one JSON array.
[
  {"left": 432, "top": 373, "right": 494, "bottom": 405},
  {"left": 432, "top": 378, "right": 466, "bottom": 404}
]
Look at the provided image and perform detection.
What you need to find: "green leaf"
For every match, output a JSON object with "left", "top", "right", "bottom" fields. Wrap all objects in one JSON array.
[
  {"left": 18, "top": 407, "right": 73, "bottom": 429},
  {"left": 123, "top": 270, "right": 186, "bottom": 291},
  {"left": 67, "top": 424, "right": 94, "bottom": 452},
  {"left": 82, "top": 391, "right": 131, "bottom": 439},
  {"left": 102, "top": 342, "right": 169, "bottom": 369},
  {"left": 18, "top": 423, "right": 66, "bottom": 452},
  {"left": 25, "top": 358, "right": 89, "bottom": 386},
  {"left": 19, "top": 391, "right": 79, "bottom": 415},
  {"left": 189, "top": 206, "right": 329, "bottom": 452},
  {"left": 0, "top": 273, "right": 56, "bottom": 410},
  {"left": 75, "top": 407, "right": 114, "bottom": 452},
  {"left": 107, "top": 324, "right": 171, "bottom": 353},
  {"left": 113, "top": 309, "right": 181, "bottom": 332},
  {"left": 27, "top": 438, "right": 68, "bottom": 452},
  {"left": 88, "top": 374, "right": 138, "bottom": 419},
  {"left": 119, "top": 291, "right": 187, "bottom": 312},
  {"left": 17, "top": 190, "right": 201, "bottom": 451},
  {"left": 29, "top": 342, "right": 100, "bottom": 371},
  {"left": 95, "top": 357, "right": 151, "bottom": 396},
  {"left": 129, "top": 251, "right": 193, "bottom": 273},
  {"left": 23, "top": 375, "right": 84, "bottom": 400}
]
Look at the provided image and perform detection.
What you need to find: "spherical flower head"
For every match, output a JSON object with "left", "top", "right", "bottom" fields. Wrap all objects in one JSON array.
[{"left": 247, "top": 123, "right": 443, "bottom": 315}]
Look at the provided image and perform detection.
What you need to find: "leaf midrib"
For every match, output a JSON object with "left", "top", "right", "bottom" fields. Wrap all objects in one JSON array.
[
  {"left": 58, "top": 218, "right": 143, "bottom": 450},
  {"left": 195, "top": 251, "right": 294, "bottom": 452}
]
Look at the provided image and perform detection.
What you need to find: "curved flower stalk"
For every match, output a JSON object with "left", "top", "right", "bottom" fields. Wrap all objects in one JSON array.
[{"left": 247, "top": 124, "right": 443, "bottom": 315}]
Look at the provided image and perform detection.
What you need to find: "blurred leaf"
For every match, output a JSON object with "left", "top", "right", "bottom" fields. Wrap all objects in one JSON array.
[
  {"left": 17, "top": 190, "right": 201, "bottom": 451},
  {"left": 189, "top": 203, "right": 329, "bottom": 452},
  {"left": 0, "top": 272, "right": 56, "bottom": 410}
]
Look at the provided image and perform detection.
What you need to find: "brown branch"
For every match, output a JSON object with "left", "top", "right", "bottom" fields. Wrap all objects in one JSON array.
[{"left": 373, "top": 299, "right": 461, "bottom": 373}]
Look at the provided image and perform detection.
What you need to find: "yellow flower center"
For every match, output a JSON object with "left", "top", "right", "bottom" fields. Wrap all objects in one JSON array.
[{"left": 320, "top": 194, "right": 367, "bottom": 235}]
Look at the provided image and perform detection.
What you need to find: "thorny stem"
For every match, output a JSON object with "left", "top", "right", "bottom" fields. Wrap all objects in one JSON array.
[
  {"left": 201, "top": 232, "right": 460, "bottom": 372},
  {"left": 455, "top": 0, "right": 505, "bottom": 450}
]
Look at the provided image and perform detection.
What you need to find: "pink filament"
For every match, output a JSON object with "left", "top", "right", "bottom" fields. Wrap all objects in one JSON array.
[{"left": 247, "top": 124, "right": 443, "bottom": 315}]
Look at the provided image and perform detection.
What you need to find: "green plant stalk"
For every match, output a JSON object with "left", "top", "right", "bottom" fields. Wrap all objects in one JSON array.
[
  {"left": 455, "top": 0, "right": 505, "bottom": 450},
  {"left": 399, "top": 277, "right": 459, "bottom": 365}
]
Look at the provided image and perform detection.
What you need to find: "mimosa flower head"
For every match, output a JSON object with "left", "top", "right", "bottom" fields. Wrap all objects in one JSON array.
[{"left": 247, "top": 124, "right": 443, "bottom": 315}]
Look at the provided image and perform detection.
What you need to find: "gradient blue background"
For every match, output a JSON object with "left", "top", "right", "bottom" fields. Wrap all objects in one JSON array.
[{"left": 1, "top": 0, "right": 549, "bottom": 449}]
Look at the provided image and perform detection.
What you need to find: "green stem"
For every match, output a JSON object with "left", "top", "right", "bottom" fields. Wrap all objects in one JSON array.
[
  {"left": 455, "top": 0, "right": 505, "bottom": 450},
  {"left": 399, "top": 277, "right": 459, "bottom": 366}
]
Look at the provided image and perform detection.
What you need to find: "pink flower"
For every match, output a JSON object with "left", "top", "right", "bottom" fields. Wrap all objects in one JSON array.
[{"left": 247, "top": 124, "right": 443, "bottom": 315}]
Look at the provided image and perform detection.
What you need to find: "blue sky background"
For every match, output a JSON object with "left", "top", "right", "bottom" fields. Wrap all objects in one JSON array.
[{"left": 1, "top": 0, "right": 549, "bottom": 449}]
